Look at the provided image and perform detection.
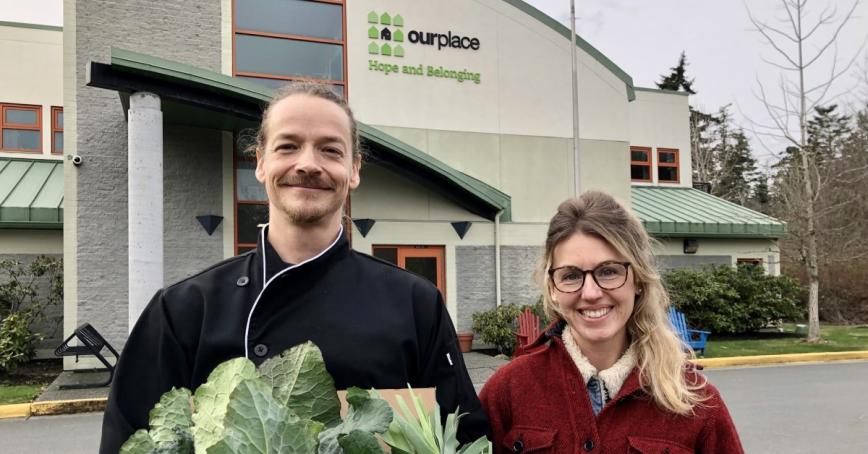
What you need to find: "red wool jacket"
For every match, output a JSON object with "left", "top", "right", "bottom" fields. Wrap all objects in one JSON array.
[{"left": 480, "top": 333, "right": 743, "bottom": 453}]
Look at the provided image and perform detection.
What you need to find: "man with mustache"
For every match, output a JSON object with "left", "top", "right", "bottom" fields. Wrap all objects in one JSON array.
[{"left": 100, "top": 83, "right": 488, "bottom": 453}]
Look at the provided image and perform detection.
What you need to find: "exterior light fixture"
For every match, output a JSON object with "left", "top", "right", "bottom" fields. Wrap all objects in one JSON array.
[
  {"left": 353, "top": 218, "right": 376, "bottom": 237},
  {"left": 683, "top": 239, "right": 699, "bottom": 254},
  {"left": 196, "top": 215, "right": 223, "bottom": 235},
  {"left": 451, "top": 221, "right": 472, "bottom": 239}
]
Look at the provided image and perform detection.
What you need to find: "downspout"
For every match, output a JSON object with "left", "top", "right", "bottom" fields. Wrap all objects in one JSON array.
[{"left": 494, "top": 210, "right": 503, "bottom": 307}]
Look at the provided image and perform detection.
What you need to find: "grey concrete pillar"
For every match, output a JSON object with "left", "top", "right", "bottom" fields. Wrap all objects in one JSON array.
[{"left": 128, "top": 92, "right": 163, "bottom": 331}]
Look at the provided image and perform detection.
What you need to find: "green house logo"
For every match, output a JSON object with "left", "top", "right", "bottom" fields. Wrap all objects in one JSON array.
[{"left": 367, "top": 11, "right": 404, "bottom": 58}]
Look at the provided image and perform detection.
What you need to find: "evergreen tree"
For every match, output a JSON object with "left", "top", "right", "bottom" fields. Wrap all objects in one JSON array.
[
  {"left": 657, "top": 51, "right": 697, "bottom": 94},
  {"left": 807, "top": 104, "right": 852, "bottom": 164}
]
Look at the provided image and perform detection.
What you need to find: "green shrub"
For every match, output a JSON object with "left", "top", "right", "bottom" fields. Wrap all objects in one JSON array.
[
  {"left": 471, "top": 299, "right": 549, "bottom": 356},
  {"left": 0, "top": 311, "right": 42, "bottom": 372},
  {"left": 0, "top": 256, "right": 63, "bottom": 372},
  {"left": 664, "top": 265, "right": 804, "bottom": 334}
]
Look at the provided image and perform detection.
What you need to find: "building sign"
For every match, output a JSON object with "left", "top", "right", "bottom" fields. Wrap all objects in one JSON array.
[{"left": 366, "top": 11, "right": 482, "bottom": 85}]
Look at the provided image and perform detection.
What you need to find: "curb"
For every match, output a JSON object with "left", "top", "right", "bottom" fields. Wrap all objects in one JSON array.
[
  {"left": 0, "top": 397, "right": 106, "bottom": 420},
  {"left": 2, "top": 351, "right": 868, "bottom": 419},
  {"left": 694, "top": 350, "right": 868, "bottom": 369}
]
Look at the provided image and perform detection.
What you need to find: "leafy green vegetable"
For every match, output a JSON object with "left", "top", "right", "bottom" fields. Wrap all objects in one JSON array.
[
  {"left": 382, "top": 387, "right": 491, "bottom": 454},
  {"left": 318, "top": 387, "right": 392, "bottom": 454},
  {"left": 120, "top": 430, "right": 157, "bottom": 454},
  {"left": 205, "top": 379, "right": 323, "bottom": 454},
  {"left": 149, "top": 388, "right": 193, "bottom": 445},
  {"left": 120, "top": 341, "right": 490, "bottom": 454},
  {"left": 338, "top": 430, "right": 385, "bottom": 454},
  {"left": 259, "top": 341, "right": 341, "bottom": 426},
  {"left": 192, "top": 358, "right": 258, "bottom": 454}
]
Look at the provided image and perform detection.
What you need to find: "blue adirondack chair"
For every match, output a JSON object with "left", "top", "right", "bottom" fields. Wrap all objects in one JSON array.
[{"left": 668, "top": 307, "right": 711, "bottom": 355}]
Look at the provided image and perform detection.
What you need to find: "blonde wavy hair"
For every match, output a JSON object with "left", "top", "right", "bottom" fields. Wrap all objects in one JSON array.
[{"left": 536, "top": 191, "right": 707, "bottom": 415}]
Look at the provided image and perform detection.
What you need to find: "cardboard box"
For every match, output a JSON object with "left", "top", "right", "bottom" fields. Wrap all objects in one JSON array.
[{"left": 337, "top": 387, "right": 437, "bottom": 418}]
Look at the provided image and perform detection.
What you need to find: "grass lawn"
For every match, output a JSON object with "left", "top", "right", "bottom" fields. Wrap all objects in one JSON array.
[
  {"left": 703, "top": 324, "right": 868, "bottom": 358},
  {"left": 0, "top": 384, "right": 43, "bottom": 405},
  {"left": 0, "top": 359, "right": 61, "bottom": 405}
]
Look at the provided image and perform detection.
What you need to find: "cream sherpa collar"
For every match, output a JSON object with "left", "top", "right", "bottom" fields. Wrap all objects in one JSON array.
[{"left": 562, "top": 328, "right": 637, "bottom": 399}]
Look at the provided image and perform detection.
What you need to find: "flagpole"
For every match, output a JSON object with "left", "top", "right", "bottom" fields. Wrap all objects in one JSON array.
[{"left": 569, "top": 0, "right": 581, "bottom": 196}]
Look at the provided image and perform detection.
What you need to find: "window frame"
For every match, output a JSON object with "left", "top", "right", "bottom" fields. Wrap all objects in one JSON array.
[
  {"left": 234, "top": 144, "right": 268, "bottom": 254},
  {"left": 736, "top": 258, "right": 764, "bottom": 267},
  {"left": 630, "top": 146, "right": 652, "bottom": 182},
  {"left": 657, "top": 148, "right": 680, "bottom": 184},
  {"left": 372, "top": 245, "right": 447, "bottom": 302},
  {"left": 232, "top": 0, "right": 348, "bottom": 95},
  {"left": 1, "top": 103, "right": 42, "bottom": 153},
  {"left": 51, "top": 106, "right": 63, "bottom": 155}
]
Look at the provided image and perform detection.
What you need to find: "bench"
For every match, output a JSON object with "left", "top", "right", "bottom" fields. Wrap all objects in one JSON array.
[
  {"left": 514, "top": 308, "right": 541, "bottom": 356},
  {"left": 668, "top": 307, "right": 711, "bottom": 356},
  {"left": 54, "top": 323, "right": 119, "bottom": 389}
]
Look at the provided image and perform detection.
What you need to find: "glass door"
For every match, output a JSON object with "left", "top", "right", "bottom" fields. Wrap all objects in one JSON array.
[{"left": 372, "top": 245, "right": 446, "bottom": 301}]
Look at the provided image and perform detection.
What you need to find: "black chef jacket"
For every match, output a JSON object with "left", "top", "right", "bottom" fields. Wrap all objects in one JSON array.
[{"left": 100, "top": 226, "right": 488, "bottom": 453}]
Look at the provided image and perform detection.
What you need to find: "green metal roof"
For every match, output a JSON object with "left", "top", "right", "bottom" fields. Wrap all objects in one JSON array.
[
  {"left": 0, "top": 21, "right": 63, "bottom": 32},
  {"left": 360, "top": 124, "right": 512, "bottom": 221},
  {"left": 96, "top": 48, "right": 512, "bottom": 221},
  {"left": 631, "top": 186, "right": 786, "bottom": 238},
  {"left": 0, "top": 158, "right": 64, "bottom": 229},
  {"left": 634, "top": 87, "right": 690, "bottom": 97}
]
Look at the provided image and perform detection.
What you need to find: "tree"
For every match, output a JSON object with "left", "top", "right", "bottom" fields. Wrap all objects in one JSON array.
[
  {"left": 689, "top": 107, "right": 718, "bottom": 186},
  {"left": 711, "top": 107, "right": 759, "bottom": 204},
  {"left": 746, "top": 0, "right": 865, "bottom": 342},
  {"left": 689, "top": 105, "right": 760, "bottom": 204},
  {"left": 657, "top": 51, "right": 697, "bottom": 94}
]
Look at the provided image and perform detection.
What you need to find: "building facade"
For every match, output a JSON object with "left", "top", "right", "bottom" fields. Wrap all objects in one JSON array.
[{"left": 0, "top": 1, "right": 785, "bottom": 364}]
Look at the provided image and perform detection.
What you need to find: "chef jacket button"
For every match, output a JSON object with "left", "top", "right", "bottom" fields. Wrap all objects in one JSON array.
[
  {"left": 236, "top": 276, "right": 249, "bottom": 287},
  {"left": 583, "top": 439, "right": 595, "bottom": 451},
  {"left": 511, "top": 440, "right": 523, "bottom": 452},
  {"left": 253, "top": 343, "right": 268, "bottom": 357}
]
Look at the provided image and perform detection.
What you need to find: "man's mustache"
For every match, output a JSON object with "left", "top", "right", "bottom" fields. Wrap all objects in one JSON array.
[{"left": 278, "top": 175, "right": 335, "bottom": 190}]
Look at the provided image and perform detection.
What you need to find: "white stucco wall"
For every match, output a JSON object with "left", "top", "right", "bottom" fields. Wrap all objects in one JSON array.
[
  {"left": 0, "top": 229, "right": 63, "bottom": 254},
  {"left": 0, "top": 23, "right": 63, "bottom": 160},
  {"left": 628, "top": 88, "right": 692, "bottom": 188},
  {"left": 346, "top": 0, "right": 630, "bottom": 141},
  {"left": 653, "top": 237, "right": 781, "bottom": 275}
]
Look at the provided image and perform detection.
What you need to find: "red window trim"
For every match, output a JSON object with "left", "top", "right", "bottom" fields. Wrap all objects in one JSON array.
[
  {"left": 231, "top": 0, "right": 348, "bottom": 255},
  {"left": 0, "top": 103, "right": 42, "bottom": 153},
  {"left": 51, "top": 106, "right": 63, "bottom": 155},
  {"left": 630, "top": 146, "right": 652, "bottom": 182},
  {"left": 231, "top": 0, "right": 348, "bottom": 98},
  {"left": 657, "top": 148, "right": 680, "bottom": 184}
]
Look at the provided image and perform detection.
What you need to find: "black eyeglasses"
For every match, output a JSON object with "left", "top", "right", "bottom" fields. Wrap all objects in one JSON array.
[{"left": 548, "top": 261, "right": 631, "bottom": 293}]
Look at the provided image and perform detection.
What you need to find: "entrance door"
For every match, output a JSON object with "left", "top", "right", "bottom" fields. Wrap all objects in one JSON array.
[{"left": 372, "top": 245, "right": 446, "bottom": 301}]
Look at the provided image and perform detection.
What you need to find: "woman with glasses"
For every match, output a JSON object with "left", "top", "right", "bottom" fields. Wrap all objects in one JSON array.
[{"left": 479, "top": 192, "right": 742, "bottom": 453}]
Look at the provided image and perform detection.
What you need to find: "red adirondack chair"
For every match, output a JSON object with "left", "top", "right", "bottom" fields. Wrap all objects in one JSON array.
[{"left": 514, "top": 307, "right": 541, "bottom": 356}]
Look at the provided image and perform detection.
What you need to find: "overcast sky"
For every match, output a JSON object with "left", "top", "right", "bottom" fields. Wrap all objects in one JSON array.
[{"left": 2, "top": 0, "right": 866, "bottom": 164}]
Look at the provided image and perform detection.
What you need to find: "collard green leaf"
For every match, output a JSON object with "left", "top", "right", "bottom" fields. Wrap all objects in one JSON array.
[
  {"left": 337, "top": 430, "right": 386, "bottom": 454},
  {"left": 317, "top": 387, "right": 393, "bottom": 454},
  {"left": 205, "top": 378, "right": 322, "bottom": 454},
  {"left": 191, "top": 357, "right": 258, "bottom": 454},
  {"left": 149, "top": 387, "right": 193, "bottom": 446},
  {"left": 258, "top": 341, "right": 341, "bottom": 426},
  {"left": 120, "top": 429, "right": 157, "bottom": 454}
]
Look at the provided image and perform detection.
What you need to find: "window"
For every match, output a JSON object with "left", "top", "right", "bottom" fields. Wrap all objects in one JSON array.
[
  {"left": 1, "top": 103, "right": 41, "bottom": 152},
  {"left": 234, "top": 141, "right": 268, "bottom": 254},
  {"left": 233, "top": 0, "right": 347, "bottom": 254},
  {"left": 630, "top": 146, "right": 652, "bottom": 182},
  {"left": 657, "top": 148, "right": 680, "bottom": 183},
  {"left": 736, "top": 258, "right": 763, "bottom": 267},
  {"left": 233, "top": 0, "right": 347, "bottom": 94},
  {"left": 51, "top": 107, "right": 63, "bottom": 155}
]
